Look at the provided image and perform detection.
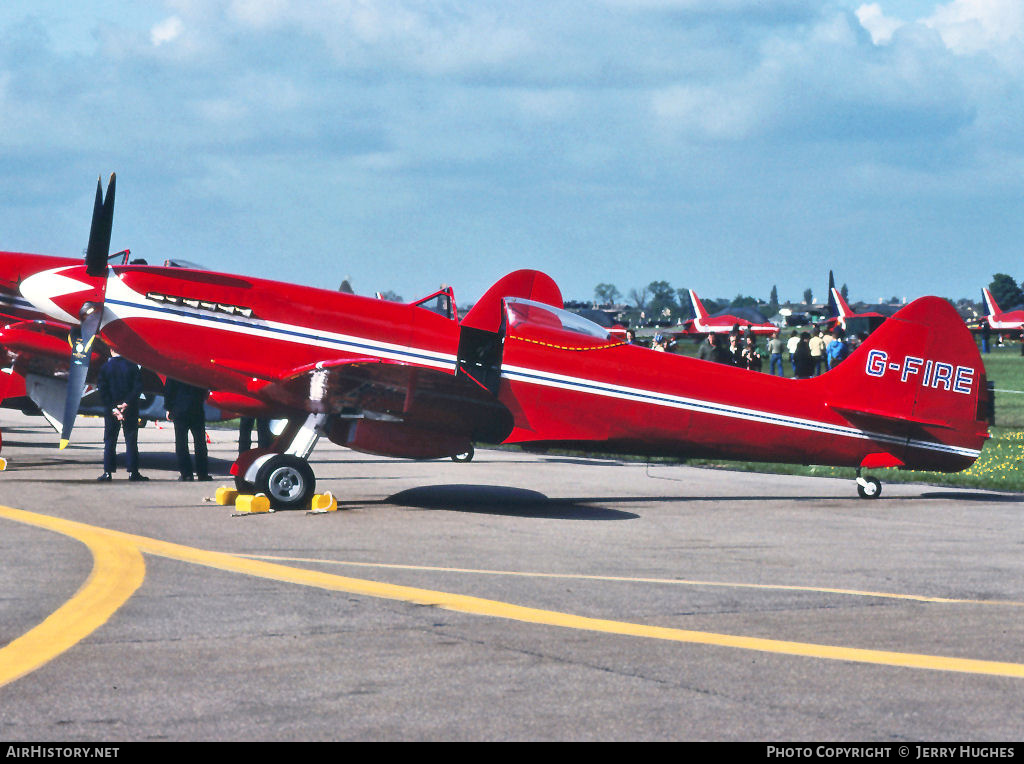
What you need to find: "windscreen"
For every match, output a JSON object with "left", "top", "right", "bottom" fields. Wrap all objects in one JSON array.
[{"left": 504, "top": 297, "right": 611, "bottom": 340}]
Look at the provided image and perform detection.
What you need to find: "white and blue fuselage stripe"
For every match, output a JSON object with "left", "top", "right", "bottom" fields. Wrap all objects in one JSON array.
[
  {"left": 103, "top": 276, "right": 981, "bottom": 461},
  {"left": 103, "top": 275, "right": 457, "bottom": 372}
]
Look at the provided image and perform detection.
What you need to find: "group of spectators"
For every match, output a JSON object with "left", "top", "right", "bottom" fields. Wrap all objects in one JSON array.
[
  {"left": 696, "top": 329, "right": 763, "bottom": 371},
  {"left": 766, "top": 327, "right": 855, "bottom": 378},
  {"left": 640, "top": 323, "right": 858, "bottom": 378}
]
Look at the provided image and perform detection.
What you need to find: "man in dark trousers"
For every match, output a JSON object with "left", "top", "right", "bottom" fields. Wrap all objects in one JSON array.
[
  {"left": 238, "top": 416, "right": 273, "bottom": 453},
  {"left": 97, "top": 351, "right": 148, "bottom": 482},
  {"left": 164, "top": 377, "right": 212, "bottom": 481}
]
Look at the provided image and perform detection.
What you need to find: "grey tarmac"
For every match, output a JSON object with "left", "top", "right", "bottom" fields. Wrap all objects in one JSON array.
[{"left": 0, "top": 409, "right": 1021, "bottom": 742}]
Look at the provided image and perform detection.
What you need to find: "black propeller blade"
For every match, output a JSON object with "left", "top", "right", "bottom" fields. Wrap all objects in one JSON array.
[{"left": 85, "top": 173, "right": 115, "bottom": 277}]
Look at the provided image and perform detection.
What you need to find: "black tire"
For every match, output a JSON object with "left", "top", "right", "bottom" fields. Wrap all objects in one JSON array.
[
  {"left": 451, "top": 445, "right": 475, "bottom": 463},
  {"left": 234, "top": 474, "right": 255, "bottom": 493},
  {"left": 255, "top": 454, "right": 316, "bottom": 510},
  {"left": 857, "top": 476, "right": 882, "bottom": 499}
]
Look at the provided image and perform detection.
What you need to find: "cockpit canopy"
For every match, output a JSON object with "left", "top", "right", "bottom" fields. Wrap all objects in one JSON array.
[{"left": 504, "top": 297, "right": 611, "bottom": 341}]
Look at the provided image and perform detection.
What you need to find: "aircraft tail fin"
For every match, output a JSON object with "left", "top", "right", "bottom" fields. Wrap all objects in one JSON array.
[
  {"left": 831, "top": 287, "right": 853, "bottom": 318},
  {"left": 981, "top": 287, "right": 1000, "bottom": 317},
  {"left": 823, "top": 296, "right": 990, "bottom": 471},
  {"left": 688, "top": 289, "right": 710, "bottom": 322}
]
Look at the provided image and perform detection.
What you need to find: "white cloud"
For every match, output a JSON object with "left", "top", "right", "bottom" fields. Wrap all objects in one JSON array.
[
  {"left": 925, "top": 0, "right": 1024, "bottom": 55},
  {"left": 855, "top": 3, "right": 905, "bottom": 44},
  {"left": 150, "top": 16, "right": 184, "bottom": 46}
]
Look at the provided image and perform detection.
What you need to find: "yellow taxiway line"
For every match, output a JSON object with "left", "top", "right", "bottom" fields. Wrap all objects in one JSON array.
[
  {"left": 1, "top": 504, "right": 1022, "bottom": 686},
  {"left": 0, "top": 508, "right": 145, "bottom": 688},
  {"left": 233, "top": 554, "right": 1024, "bottom": 607}
]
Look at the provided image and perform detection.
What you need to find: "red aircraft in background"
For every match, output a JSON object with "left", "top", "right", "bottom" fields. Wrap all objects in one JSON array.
[
  {"left": 0, "top": 250, "right": 95, "bottom": 467},
  {"left": 979, "top": 287, "right": 1024, "bottom": 333},
  {"left": 680, "top": 289, "right": 777, "bottom": 336},
  {"left": 0, "top": 250, "right": 175, "bottom": 459},
  {"left": 12, "top": 175, "right": 992, "bottom": 506},
  {"left": 823, "top": 272, "right": 887, "bottom": 338}
]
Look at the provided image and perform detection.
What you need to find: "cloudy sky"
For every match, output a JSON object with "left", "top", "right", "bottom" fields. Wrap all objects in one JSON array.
[{"left": 1, "top": 1, "right": 1022, "bottom": 306}]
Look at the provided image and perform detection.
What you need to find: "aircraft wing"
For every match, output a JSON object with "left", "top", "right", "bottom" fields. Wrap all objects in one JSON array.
[{"left": 252, "top": 357, "right": 514, "bottom": 446}]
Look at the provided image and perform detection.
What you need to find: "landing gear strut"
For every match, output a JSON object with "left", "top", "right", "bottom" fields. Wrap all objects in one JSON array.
[{"left": 855, "top": 468, "right": 882, "bottom": 499}]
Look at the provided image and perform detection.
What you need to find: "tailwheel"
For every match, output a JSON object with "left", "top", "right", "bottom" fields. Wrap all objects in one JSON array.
[
  {"left": 856, "top": 474, "right": 882, "bottom": 499},
  {"left": 255, "top": 454, "right": 316, "bottom": 510},
  {"left": 451, "top": 445, "right": 474, "bottom": 462}
]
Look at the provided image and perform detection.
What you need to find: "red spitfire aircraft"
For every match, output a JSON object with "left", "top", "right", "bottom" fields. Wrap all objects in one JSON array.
[
  {"left": 979, "top": 287, "right": 1024, "bottom": 333},
  {"left": 680, "top": 289, "right": 777, "bottom": 336},
  {"left": 16, "top": 176, "right": 991, "bottom": 506}
]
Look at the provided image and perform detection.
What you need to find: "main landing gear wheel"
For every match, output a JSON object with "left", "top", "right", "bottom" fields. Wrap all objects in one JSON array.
[
  {"left": 856, "top": 475, "right": 882, "bottom": 499},
  {"left": 255, "top": 454, "right": 316, "bottom": 510},
  {"left": 451, "top": 445, "right": 475, "bottom": 462}
]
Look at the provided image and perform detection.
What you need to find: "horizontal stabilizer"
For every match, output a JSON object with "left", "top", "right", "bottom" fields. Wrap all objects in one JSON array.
[{"left": 826, "top": 402, "right": 954, "bottom": 431}]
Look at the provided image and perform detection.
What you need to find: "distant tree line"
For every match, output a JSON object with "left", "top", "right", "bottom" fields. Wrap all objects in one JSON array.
[
  {"left": 591, "top": 280, "right": 827, "bottom": 320},
  {"left": 587, "top": 277, "right": 995, "bottom": 325}
]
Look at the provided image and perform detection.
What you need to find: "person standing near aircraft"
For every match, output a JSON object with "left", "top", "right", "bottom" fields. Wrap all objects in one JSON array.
[
  {"left": 743, "top": 336, "right": 763, "bottom": 372},
  {"left": 826, "top": 328, "right": 848, "bottom": 370},
  {"left": 767, "top": 330, "right": 785, "bottom": 376},
  {"left": 97, "top": 351, "right": 148, "bottom": 482},
  {"left": 809, "top": 328, "right": 826, "bottom": 376},
  {"left": 238, "top": 417, "right": 274, "bottom": 453},
  {"left": 793, "top": 332, "right": 814, "bottom": 379},
  {"left": 727, "top": 334, "right": 744, "bottom": 366},
  {"left": 164, "top": 377, "right": 212, "bottom": 481},
  {"left": 697, "top": 333, "right": 727, "bottom": 364},
  {"left": 786, "top": 330, "right": 800, "bottom": 376}
]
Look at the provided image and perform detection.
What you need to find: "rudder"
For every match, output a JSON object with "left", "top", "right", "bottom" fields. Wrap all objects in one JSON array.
[{"left": 824, "top": 297, "right": 989, "bottom": 470}]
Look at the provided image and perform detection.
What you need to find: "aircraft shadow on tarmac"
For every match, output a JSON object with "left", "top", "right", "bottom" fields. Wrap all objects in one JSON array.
[
  {"left": 383, "top": 486, "right": 1024, "bottom": 512},
  {"left": 385, "top": 485, "right": 640, "bottom": 520}
]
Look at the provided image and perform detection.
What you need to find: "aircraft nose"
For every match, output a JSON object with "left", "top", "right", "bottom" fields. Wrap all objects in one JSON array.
[{"left": 19, "top": 267, "right": 102, "bottom": 325}]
